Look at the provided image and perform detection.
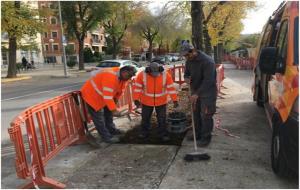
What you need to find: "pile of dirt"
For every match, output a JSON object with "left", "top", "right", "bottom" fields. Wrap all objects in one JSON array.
[{"left": 120, "top": 89, "right": 192, "bottom": 146}]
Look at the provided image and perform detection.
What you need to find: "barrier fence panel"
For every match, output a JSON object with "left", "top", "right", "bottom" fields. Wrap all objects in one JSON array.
[
  {"left": 8, "top": 91, "right": 86, "bottom": 189},
  {"left": 224, "top": 55, "right": 256, "bottom": 70}
]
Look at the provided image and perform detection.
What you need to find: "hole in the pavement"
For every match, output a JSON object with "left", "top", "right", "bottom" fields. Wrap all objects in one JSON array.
[{"left": 119, "top": 114, "right": 191, "bottom": 146}]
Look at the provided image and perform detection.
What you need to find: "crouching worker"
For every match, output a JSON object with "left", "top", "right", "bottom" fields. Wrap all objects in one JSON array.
[
  {"left": 81, "top": 65, "right": 137, "bottom": 143},
  {"left": 133, "top": 62, "right": 179, "bottom": 142}
]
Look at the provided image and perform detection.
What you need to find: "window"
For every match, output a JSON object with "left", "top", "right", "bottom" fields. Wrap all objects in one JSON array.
[
  {"left": 51, "top": 31, "right": 58, "bottom": 38},
  {"left": 44, "top": 32, "right": 48, "bottom": 38},
  {"left": 49, "top": 2, "right": 57, "bottom": 9},
  {"left": 100, "top": 35, "right": 103, "bottom": 41},
  {"left": 294, "top": 17, "right": 298, "bottom": 65},
  {"left": 50, "top": 17, "right": 57, "bottom": 25},
  {"left": 97, "top": 61, "right": 120, "bottom": 67},
  {"left": 275, "top": 20, "right": 288, "bottom": 71},
  {"left": 45, "top": 44, "right": 49, "bottom": 51},
  {"left": 52, "top": 44, "right": 59, "bottom": 51}
]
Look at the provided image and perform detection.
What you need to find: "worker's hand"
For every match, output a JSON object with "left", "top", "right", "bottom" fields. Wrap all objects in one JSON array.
[
  {"left": 134, "top": 100, "right": 141, "bottom": 108},
  {"left": 184, "top": 78, "right": 190, "bottom": 85},
  {"left": 190, "top": 94, "right": 198, "bottom": 110},
  {"left": 112, "top": 110, "right": 123, "bottom": 117},
  {"left": 173, "top": 101, "right": 179, "bottom": 108}
]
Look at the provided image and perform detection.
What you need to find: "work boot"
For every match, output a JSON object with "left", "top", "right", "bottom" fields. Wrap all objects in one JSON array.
[
  {"left": 103, "top": 136, "right": 120, "bottom": 144},
  {"left": 197, "top": 136, "right": 211, "bottom": 147}
]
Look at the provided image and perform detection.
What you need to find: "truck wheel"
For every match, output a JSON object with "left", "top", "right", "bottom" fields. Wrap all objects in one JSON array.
[{"left": 271, "top": 119, "right": 295, "bottom": 177}]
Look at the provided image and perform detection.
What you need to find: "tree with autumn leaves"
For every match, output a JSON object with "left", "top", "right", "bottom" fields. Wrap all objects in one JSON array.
[{"left": 1, "top": 1, "right": 46, "bottom": 78}]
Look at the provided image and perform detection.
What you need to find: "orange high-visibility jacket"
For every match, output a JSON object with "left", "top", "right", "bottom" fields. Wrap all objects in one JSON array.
[
  {"left": 81, "top": 67, "right": 127, "bottom": 111},
  {"left": 133, "top": 70, "right": 178, "bottom": 106}
]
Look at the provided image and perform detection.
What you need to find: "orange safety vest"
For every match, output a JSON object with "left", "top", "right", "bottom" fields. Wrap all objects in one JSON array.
[
  {"left": 81, "top": 67, "right": 127, "bottom": 111},
  {"left": 133, "top": 70, "right": 178, "bottom": 106}
]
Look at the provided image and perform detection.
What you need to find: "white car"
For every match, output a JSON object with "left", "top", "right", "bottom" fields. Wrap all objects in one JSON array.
[{"left": 90, "top": 60, "right": 144, "bottom": 76}]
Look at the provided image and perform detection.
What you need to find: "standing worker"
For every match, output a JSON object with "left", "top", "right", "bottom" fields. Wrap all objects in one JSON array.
[
  {"left": 81, "top": 65, "right": 137, "bottom": 143},
  {"left": 181, "top": 40, "right": 217, "bottom": 147},
  {"left": 133, "top": 62, "right": 179, "bottom": 142}
]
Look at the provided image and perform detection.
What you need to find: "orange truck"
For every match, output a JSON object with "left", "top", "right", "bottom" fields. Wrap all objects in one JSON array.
[{"left": 253, "top": 1, "right": 298, "bottom": 177}]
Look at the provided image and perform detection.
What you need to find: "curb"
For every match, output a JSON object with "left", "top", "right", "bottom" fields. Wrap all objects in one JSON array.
[{"left": 1, "top": 76, "right": 32, "bottom": 83}]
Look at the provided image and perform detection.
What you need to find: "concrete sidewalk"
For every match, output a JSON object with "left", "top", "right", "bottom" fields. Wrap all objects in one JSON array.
[{"left": 1, "top": 63, "right": 97, "bottom": 83}]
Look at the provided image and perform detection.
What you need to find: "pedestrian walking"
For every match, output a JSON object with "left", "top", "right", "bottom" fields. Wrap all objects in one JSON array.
[
  {"left": 181, "top": 40, "right": 217, "bottom": 147},
  {"left": 133, "top": 62, "right": 179, "bottom": 142},
  {"left": 81, "top": 65, "right": 137, "bottom": 143},
  {"left": 22, "top": 57, "right": 28, "bottom": 70}
]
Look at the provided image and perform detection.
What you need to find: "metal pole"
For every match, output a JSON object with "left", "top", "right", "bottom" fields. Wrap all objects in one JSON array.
[{"left": 58, "top": 1, "right": 68, "bottom": 77}]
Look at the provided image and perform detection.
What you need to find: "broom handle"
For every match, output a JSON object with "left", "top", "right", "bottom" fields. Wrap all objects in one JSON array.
[{"left": 190, "top": 87, "right": 198, "bottom": 152}]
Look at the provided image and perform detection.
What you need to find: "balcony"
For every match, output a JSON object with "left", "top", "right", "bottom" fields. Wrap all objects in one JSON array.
[{"left": 91, "top": 38, "right": 100, "bottom": 45}]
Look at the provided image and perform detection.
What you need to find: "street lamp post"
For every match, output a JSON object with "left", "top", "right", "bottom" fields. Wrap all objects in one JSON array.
[
  {"left": 49, "top": 38, "right": 55, "bottom": 67},
  {"left": 58, "top": 1, "right": 68, "bottom": 77}
]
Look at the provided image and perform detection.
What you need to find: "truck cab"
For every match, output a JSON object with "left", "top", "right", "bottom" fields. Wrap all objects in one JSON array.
[{"left": 253, "top": 1, "right": 298, "bottom": 177}]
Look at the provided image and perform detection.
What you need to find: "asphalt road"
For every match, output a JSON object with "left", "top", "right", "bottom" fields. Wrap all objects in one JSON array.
[{"left": 1, "top": 73, "right": 90, "bottom": 143}]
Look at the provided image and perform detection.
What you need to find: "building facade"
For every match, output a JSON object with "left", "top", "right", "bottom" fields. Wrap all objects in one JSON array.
[{"left": 38, "top": 1, "right": 107, "bottom": 64}]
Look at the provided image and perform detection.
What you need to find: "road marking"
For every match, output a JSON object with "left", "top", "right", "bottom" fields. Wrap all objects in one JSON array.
[{"left": 2, "top": 83, "right": 82, "bottom": 101}]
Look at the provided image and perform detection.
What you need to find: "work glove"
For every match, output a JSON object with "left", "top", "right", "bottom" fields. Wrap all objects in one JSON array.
[
  {"left": 134, "top": 100, "right": 141, "bottom": 108},
  {"left": 173, "top": 101, "right": 179, "bottom": 108}
]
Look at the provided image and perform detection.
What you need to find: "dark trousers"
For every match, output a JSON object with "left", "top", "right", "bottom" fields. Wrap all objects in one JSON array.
[
  {"left": 193, "top": 98, "right": 215, "bottom": 141},
  {"left": 141, "top": 104, "right": 168, "bottom": 137},
  {"left": 87, "top": 104, "right": 117, "bottom": 140}
]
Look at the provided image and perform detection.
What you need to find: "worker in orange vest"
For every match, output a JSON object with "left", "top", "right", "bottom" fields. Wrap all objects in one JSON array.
[
  {"left": 81, "top": 65, "right": 137, "bottom": 143},
  {"left": 133, "top": 62, "right": 179, "bottom": 142}
]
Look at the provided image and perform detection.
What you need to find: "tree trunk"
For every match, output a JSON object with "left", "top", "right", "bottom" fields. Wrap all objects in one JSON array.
[
  {"left": 217, "top": 43, "right": 223, "bottom": 63},
  {"left": 112, "top": 37, "right": 117, "bottom": 59},
  {"left": 191, "top": 1, "right": 203, "bottom": 50},
  {"left": 7, "top": 37, "right": 17, "bottom": 78},
  {"left": 203, "top": 24, "right": 212, "bottom": 56},
  {"left": 148, "top": 42, "right": 153, "bottom": 62},
  {"left": 78, "top": 40, "right": 84, "bottom": 70},
  {"left": 7, "top": 1, "right": 20, "bottom": 78},
  {"left": 213, "top": 46, "right": 218, "bottom": 63}
]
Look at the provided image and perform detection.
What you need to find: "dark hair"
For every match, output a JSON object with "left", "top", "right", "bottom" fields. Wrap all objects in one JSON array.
[{"left": 120, "top": 65, "right": 137, "bottom": 75}]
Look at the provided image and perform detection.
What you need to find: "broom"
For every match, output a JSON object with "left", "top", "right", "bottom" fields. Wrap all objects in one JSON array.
[{"left": 184, "top": 87, "right": 210, "bottom": 162}]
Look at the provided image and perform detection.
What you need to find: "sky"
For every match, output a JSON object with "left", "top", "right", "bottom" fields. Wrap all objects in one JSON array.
[
  {"left": 241, "top": 0, "right": 282, "bottom": 34},
  {"left": 148, "top": 1, "right": 283, "bottom": 35}
]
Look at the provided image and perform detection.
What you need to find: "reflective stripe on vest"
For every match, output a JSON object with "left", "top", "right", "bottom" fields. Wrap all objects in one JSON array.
[
  {"left": 90, "top": 70, "right": 118, "bottom": 98},
  {"left": 142, "top": 71, "right": 167, "bottom": 97}
]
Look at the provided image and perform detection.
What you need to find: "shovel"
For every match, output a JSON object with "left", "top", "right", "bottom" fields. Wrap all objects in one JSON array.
[{"left": 72, "top": 93, "right": 101, "bottom": 148}]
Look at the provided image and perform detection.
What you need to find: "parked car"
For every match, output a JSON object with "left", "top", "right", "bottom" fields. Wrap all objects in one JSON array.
[
  {"left": 152, "top": 56, "right": 171, "bottom": 65},
  {"left": 89, "top": 60, "right": 144, "bottom": 76},
  {"left": 132, "top": 54, "right": 142, "bottom": 62},
  {"left": 252, "top": 1, "right": 298, "bottom": 177}
]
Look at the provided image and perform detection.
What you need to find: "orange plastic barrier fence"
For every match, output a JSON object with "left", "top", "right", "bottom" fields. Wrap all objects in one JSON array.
[
  {"left": 224, "top": 55, "right": 256, "bottom": 70},
  {"left": 8, "top": 91, "right": 88, "bottom": 189},
  {"left": 216, "top": 64, "right": 225, "bottom": 94}
]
